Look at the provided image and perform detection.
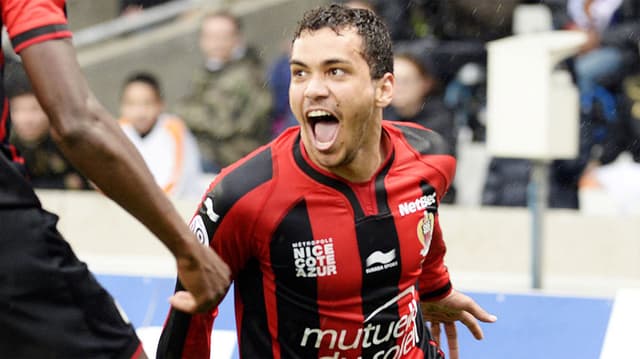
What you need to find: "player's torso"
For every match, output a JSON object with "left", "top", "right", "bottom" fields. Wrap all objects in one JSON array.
[{"left": 238, "top": 134, "right": 440, "bottom": 359}]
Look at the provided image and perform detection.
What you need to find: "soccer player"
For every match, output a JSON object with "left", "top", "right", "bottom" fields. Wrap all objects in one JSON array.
[
  {"left": 0, "top": 1, "right": 230, "bottom": 358},
  {"left": 158, "top": 4, "right": 495, "bottom": 359}
]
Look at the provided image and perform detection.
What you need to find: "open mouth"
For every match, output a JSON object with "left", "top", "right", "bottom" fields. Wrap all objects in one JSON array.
[{"left": 307, "top": 109, "right": 340, "bottom": 151}]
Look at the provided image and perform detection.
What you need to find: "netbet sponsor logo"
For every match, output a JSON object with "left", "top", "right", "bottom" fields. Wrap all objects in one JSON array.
[
  {"left": 292, "top": 238, "right": 337, "bottom": 278},
  {"left": 398, "top": 192, "right": 436, "bottom": 217},
  {"left": 300, "top": 287, "right": 420, "bottom": 359}
]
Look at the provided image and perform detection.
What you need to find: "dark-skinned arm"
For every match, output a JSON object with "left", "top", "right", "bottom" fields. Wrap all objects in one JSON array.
[{"left": 19, "top": 38, "right": 230, "bottom": 313}]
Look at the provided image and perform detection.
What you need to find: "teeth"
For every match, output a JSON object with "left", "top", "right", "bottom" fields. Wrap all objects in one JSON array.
[{"left": 307, "top": 110, "right": 332, "bottom": 118}]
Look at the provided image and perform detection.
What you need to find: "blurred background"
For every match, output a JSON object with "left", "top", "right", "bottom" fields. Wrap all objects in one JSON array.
[{"left": 5, "top": 0, "right": 639, "bottom": 357}]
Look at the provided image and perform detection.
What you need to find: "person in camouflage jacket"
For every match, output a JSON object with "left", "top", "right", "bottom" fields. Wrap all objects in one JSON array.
[{"left": 176, "top": 11, "right": 271, "bottom": 171}]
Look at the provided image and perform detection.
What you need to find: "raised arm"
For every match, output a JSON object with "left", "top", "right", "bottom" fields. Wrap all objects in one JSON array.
[{"left": 19, "top": 38, "right": 229, "bottom": 313}]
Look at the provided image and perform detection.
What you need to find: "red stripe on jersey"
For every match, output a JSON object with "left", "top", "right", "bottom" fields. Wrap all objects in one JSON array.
[
  {"left": 308, "top": 199, "right": 365, "bottom": 358},
  {"left": 13, "top": 30, "right": 72, "bottom": 53},
  {"left": 9, "top": 145, "right": 24, "bottom": 164},
  {"left": 3, "top": 0, "right": 68, "bottom": 40},
  {"left": 0, "top": 97, "right": 8, "bottom": 140},
  {"left": 129, "top": 343, "right": 143, "bottom": 359}
]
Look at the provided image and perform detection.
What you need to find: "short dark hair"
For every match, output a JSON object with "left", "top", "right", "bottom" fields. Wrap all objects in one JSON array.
[
  {"left": 122, "top": 72, "right": 163, "bottom": 100},
  {"left": 395, "top": 52, "right": 433, "bottom": 80},
  {"left": 293, "top": 3, "right": 393, "bottom": 79},
  {"left": 4, "top": 60, "right": 33, "bottom": 99}
]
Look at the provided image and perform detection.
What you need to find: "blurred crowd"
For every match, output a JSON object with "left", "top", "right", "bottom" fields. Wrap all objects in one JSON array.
[{"left": 7, "top": 0, "right": 640, "bottom": 210}]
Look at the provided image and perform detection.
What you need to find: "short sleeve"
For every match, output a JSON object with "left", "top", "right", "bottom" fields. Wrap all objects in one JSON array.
[{"left": 1, "top": 0, "right": 71, "bottom": 53}]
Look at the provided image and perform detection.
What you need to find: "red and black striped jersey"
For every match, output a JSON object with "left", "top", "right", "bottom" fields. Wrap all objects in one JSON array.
[
  {"left": 0, "top": 0, "right": 71, "bottom": 208},
  {"left": 158, "top": 121, "right": 455, "bottom": 359}
]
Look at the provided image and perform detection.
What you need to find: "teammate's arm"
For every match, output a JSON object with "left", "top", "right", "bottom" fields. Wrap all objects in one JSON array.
[{"left": 19, "top": 38, "right": 230, "bottom": 313}]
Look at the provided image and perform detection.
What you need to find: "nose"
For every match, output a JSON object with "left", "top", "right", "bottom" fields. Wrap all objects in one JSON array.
[{"left": 304, "top": 75, "right": 329, "bottom": 100}]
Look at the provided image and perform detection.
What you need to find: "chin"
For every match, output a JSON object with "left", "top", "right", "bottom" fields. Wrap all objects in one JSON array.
[{"left": 310, "top": 150, "right": 340, "bottom": 169}]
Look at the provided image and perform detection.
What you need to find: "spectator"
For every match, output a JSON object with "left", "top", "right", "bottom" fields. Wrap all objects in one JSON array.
[
  {"left": 6, "top": 62, "right": 89, "bottom": 190},
  {"left": 568, "top": 0, "right": 640, "bottom": 164},
  {"left": 385, "top": 53, "right": 456, "bottom": 152},
  {"left": 565, "top": 0, "right": 625, "bottom": 106},
  {"left": 119, "top": 72, "right": 204, "bottom": 199},
  {"left": 176, "top": 10, "right": 271, "bottom": 172},
  {"left": 384, "top": 52, "right": 457, "bottom": 203},
  {"left": 266, "top": 41, "right": 297, "bottom": 139}
]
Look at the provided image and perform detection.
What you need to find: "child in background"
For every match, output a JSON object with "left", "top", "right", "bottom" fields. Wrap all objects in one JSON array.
[{"left": 119, "top": 72, "right": 205, "bottom": 199}]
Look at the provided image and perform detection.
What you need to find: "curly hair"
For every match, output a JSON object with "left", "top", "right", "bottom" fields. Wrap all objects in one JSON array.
[{"left": 292, "top": 3, "right": 393, "bottom": 79}]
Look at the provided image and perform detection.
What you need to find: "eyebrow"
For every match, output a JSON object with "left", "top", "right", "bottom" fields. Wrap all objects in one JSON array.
[{"left": 289, "top": 58, "right": 351, "bottom": 67}]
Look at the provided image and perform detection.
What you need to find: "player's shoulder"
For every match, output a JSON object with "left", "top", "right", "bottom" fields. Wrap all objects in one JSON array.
[
  {"left": 384, "top": 121, "right": 452, "bottom": 156},
  {"left": 209, "top": 145, "right": 275, "bottom": 216}
]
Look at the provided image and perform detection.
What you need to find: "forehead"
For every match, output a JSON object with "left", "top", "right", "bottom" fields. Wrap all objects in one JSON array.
[
  {"left": 394, "top": 58, "right": 421, "bottom": 73},
  {"left": 291, "top": 27, "right": 364, "bottom": 64},
  {"left": 201, "top": 16, "right": 236, "bottom": 33},
  {"left": 123, "top": 82, "right": 158, "bottom": 99}
]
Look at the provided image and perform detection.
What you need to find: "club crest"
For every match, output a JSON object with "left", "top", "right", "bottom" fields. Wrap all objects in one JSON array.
[{"left": 417, "top": 211, "right": 434, "bottom": 257}]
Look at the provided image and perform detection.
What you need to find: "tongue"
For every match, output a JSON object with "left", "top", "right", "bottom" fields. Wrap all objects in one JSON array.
[{"left": 314, "top": 121, "right": 339, "bottom": 143}]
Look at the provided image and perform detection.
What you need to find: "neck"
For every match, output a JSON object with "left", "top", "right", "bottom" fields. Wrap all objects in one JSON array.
[{"left": 331, "top": 124, "right": 387, "bottom": 183}]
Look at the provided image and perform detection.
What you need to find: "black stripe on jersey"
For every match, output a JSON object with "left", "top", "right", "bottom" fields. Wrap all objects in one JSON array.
[
  {"left": 394, "top": 123, "right": 451, "bottom": 156},
  {"left": 293, "top": 137, "right": 365, "bottom": 219},
  {"left": 270, "top": 199, "right": 320, "bottom": 359},
  {"left": 420, "top": 281, "right": 452, "bottom": 301},
  {"left": 157, "top": 281, "right": 189, "bottom": 359},
  {"left": 356, "top": 213, "right": 402, "bottom": 358},
  {"left": 11, "top": 24, "right": 70, "bottom": 50},
  {"left": 412, "top": 283, "right": 429, "bottom": 354},
  {"left": 421, "top": 181, "right": 438, "bottom": 212},
  {"left": 374, "top": 151, "right": 395, "bottom": 215},
  {"left": 213, "top": 147, "right": 273, "bottom": 218},
  {"left": 237, "top": 258, "right": 273, "bottom": 359}
]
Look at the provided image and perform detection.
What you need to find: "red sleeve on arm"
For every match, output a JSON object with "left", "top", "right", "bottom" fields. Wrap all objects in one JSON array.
[
  {"left": 418, "top": 214, "right": 452, "bottom": 302},
  {"left": 159, "top": 168, "right": 261, "bottom": 358},
  {"left": 179, "top": 309, "right": 218, "bottom": 359},
  {"left": 424, "top": 154, "right": 456, "bottom": 201},
  {"left": 2, "top": 0, "right": 71, "bottom": 53},
  {"left": 418, "top": 153, "right": 456, "bottom": 301}
]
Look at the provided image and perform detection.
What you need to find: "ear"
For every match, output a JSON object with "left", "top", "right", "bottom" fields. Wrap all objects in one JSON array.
[
  {"left": 374, "top": 72, "right": 394, "bottom": 108},
  {"left": 421, "top": 76, "right": 435, "bottom": 96}
]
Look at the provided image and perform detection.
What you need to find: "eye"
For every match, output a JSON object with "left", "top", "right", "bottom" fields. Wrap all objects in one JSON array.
[
  {"left": 329, "top": 68, "right": 345, "bottom": 77},
  {"left": 292, "top": 69, "right": 307, "bottom": 78}
]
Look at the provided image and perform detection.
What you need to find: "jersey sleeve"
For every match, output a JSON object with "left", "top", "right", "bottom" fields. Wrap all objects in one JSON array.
[
  {"left": 1, "top": 0, "right": 71, "bottom": 53},
  {"left": 390, "top": 122, "right": 456, "bottom": 301},
  {"left": 417, "top": 213, "right": 452, "bottom": 301},
  {"left": 157, "top": 147, "right": 273, "bottom": 359},
  {"left": 391, "top": 121, "right": 456, "bottom": 197}
]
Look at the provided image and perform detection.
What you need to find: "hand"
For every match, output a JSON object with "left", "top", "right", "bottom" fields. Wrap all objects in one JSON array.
[
  {"left": 169, "top": 238, "right": 230, "bottom": 313},
  {"left": 579, "top": 29, "right": 601, "bottom": 54},
  {"left": 421, "top": 290, "right": 497, "bottom": 359}
]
